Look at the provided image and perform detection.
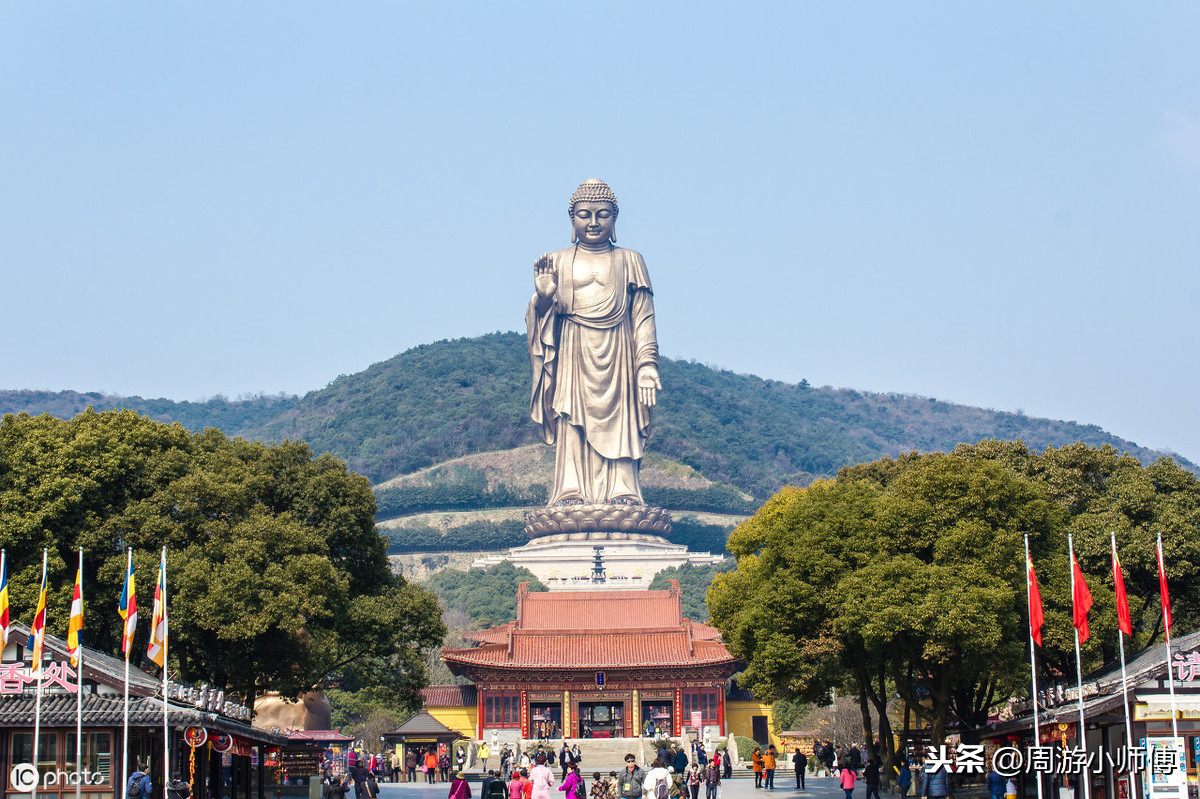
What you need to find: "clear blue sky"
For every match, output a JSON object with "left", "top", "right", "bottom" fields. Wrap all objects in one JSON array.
[{"left": 2, "top": 3, "right": 1197, "bottom": 464}]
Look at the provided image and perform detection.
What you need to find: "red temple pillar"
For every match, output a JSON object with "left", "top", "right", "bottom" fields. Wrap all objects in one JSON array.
[
  {"left": 520, "top": 690, "right": 530, "bottom": 738},
  {"left": 477, "top": 688, "right": 484, "bottom": 739},
  {"left": 717, "top": 689, "right": 726, "bottom": 736}
]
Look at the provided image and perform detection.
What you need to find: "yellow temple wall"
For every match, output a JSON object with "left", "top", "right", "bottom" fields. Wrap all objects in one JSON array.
[
  {"left": 427, "top": 706, "right": 477, "bottom": 741},
  {"left": 725, "top": 700, "right": 783, "bottom": 752}
]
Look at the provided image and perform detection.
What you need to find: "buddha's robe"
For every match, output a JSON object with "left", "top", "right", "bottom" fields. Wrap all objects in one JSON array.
[{"left": 527, "top": 245, "right": 658, "bottom": 504}]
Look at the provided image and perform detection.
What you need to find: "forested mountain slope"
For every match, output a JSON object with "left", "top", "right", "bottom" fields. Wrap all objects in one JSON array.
[{"left": 3, "top": 332, "right": 1191, "bottom": 498}]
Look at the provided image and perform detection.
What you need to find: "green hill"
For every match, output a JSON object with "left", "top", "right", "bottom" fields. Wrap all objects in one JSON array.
[{"left": 3, "top": 332, "right": 1193, "bottom": 501}]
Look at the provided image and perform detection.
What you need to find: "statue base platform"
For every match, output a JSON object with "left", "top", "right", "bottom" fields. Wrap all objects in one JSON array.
[{"left": 524, "top": 502, "right": 672, "bottom": 539}]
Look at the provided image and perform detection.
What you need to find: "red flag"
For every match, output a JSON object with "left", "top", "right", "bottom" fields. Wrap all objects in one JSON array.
[
  {"left": 1158, "top": 538, "right": 1172, "bottom": 633},
  {"left": 1112, "top": 542, "right": 1132, "bottom": 637},
  {"left": 1072, "top": 553, "right": 1093, "bottom": 642},
  {"left": 1027, "top": 553, "right": 1045, "bottom": 647}
]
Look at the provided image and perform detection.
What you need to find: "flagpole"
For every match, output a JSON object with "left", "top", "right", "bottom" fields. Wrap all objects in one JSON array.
[
  {"left": 161, "top": 547, "right": 169, "bottom": 799},
  {"left": 1024, "top": 535, "right": 1045, "bottom": 799},
  {"left": 33, "top": 548, "right": 48, "bottom": 782},
  {"left": 1067, "top": 534, "right": 1091, "bottom": 799},
  {"left": 1109, "top": 534, "right": 1137, "bottom": 799},
  {"left": 76, "top": 547, "right": 84, "bottom": 799},
  {"left": 123, "top": 547, "right": 132, "bottom": 799},
  {"left": 1157, "top": 533, "right": 1180, "bottom": 741}
]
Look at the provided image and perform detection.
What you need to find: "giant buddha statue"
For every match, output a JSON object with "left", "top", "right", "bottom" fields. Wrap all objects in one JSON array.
[{"left": 524, "top": 179, "right": 671, "bottom": 538}]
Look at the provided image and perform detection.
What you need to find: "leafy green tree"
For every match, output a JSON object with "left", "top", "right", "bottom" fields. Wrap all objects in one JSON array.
[
  {"left": 423, "top": 561, "right": 546, "bottom": 627},
  {"left": 709, "top": 455, "right": 1058, "bottom": 766},
  {"left": 648, "top": 561, "right": 736, "bottom": 622},
  {"left": 709, "top": 443, "right": 1200, "bottom": 774},
  {"left": 0, "top": 409, "right": 445, "bottom": 711}
]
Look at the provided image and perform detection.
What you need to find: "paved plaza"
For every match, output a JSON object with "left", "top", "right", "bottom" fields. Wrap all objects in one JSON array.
[{"left": 376, "top": 774, "right": 858, "bottom": 799}]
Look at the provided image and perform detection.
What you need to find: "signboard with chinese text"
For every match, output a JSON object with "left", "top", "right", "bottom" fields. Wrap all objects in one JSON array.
[
  {"left": 0, "top": 662, "right": 78, "bottom": 694},
  {"left": 691, "top": 711, "right": 702, "bottom": 729}
]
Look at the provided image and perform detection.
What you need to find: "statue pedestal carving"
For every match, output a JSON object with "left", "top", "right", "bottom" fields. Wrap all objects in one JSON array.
[{"left": 524, "top": 503, "right": 672, "bottom": 538}]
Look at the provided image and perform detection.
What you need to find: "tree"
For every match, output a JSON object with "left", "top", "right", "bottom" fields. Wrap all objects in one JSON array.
[
  {"left": 708, "top": 442, "right": 1200, "bottom": 779},
  {"left": 0, "top": 409, "right": 445, "bottom": 711},
  {"left": 709, "top": 454, "right": 1058, "bottom": 770},
  {"left": 648, "top": 561, "right": 736, "bottom": 622}
]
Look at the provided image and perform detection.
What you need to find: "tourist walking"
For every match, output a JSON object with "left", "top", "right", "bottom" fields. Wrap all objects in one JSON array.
[
  {"left": 704, "top": 761, "right": 721, "bottom": 799},
  {"left": 987, "top": 765, "right": 1005, "bottom": 799},
  {"left": 896, "top": 759, "right": 911, "bottom": 798},
  {"left": 643, "top": 759, "right": 670, "bottom": 799},
  {"left": 839, "top": 761, "right": 858, "bottom": 799},
  {"left": 481, "top": 743, "right": 491, "bottom": 772},
  {"left": 763, "top": 746, "right": 776, "bottom": 790},
  {"left": 425, "top": 750, "right": 439, "bottom": 784},
  {"left": 560, "top": 764, "right": 583, "bottom": 799},
  {"left": 920, "top": 760, "right": 950, "bottom": 799},
  {"left": 591, "top": 772, "right": 611, "bottom": 799},
  {"left": 686, "top": 764, "right": 702, "bottom": 799},
  {"left": 618, "top": 755, "right": 646, "bottom": 799},
  {"left": 721, "top": 750, "right": 731, "bottom": 781},
  {"left": 863, "top": 759, "right": 880, "bottom": 799},
  {"left": 449, "top": 771, "right": 472, "bottom": 799},
  {"left": 793, "top": 748, "right": 806, "bottom": 790},
  {"left": 532, "top": 753, "right": 557, "bottom": 799},
  {"left": 673, "top": 748, "right": 690, "bottom": 776}
]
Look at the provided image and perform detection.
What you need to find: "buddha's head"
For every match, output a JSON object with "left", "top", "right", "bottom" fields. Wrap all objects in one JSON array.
[{"left": 569, "top": 178, "right": 618, "bottom": 245}]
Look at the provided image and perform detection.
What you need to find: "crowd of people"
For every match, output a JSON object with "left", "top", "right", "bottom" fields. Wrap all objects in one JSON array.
[{"left": 318, "top": 735, "right": 999, "bottom": 799}]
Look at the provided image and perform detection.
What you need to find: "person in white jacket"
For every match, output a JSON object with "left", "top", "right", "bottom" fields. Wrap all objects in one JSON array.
[{"left": 643, "top": 759, "right": 670, "bottom": 799}]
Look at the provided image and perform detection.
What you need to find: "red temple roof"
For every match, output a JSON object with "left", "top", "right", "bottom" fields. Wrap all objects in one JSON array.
[{"left": 442, "top": 582, "right": 739, "bottom": 673}]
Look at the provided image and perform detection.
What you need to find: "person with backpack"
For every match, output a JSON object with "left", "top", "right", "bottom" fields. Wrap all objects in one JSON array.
[
  {"left": 127, "top": 763, "right": 153, "bottom": 799},
  {"left": 559, "top": 763, "right": 585, "bottom": 799},
  {"left": 643, "top": 758, "right": 670, "bottom": 799}
]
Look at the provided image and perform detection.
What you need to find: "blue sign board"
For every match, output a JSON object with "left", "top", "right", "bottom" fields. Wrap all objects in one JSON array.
[{"left": 596, "top": 672, "right": 605, "bottom": 688}]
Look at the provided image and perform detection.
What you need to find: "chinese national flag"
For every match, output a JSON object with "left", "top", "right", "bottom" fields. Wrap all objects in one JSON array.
[
  {"left": 1072, "top": 553, "right": 1093, "bottom": 643},
  {"left": 1027, "top": 553, "right": 1045, "bottom": 647},
  {"left": 1158, "top": 539, "right": 1172, "bottom": 633},
  {"left": 1112, "top": 543, "right": 1133, "bottom": 637}
]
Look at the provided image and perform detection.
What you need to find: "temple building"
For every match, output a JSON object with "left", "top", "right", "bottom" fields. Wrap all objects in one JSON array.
[{"left": 425, "top": 582, "right": 778, "bottom": 749}]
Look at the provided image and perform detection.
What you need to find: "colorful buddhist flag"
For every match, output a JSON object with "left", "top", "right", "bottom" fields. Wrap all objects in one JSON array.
[
  {"left": 1071, "top": 552, "right": 1093, "bottom": 643},
  {"left": 0, "top": 551, "right": 9, "bottom": 646},
  {"left": 1112, "top": 539, "right": 1133, "bottom": 637},
  {"left": 1157, "top": 535, "right": 1172, "bottom": 633},
  {"left": 28, "top": 554, "right": 48, "bottom": 667},
  {"left": 68, "top": 554, "right": 84, "bottom": 667},
  {"left": 118, "top": 556, "right": 137, "bottom": 657},
  {"left": 146, "top": 551, "right": 167, "bottom": 669},
  {"left": 1027, "top": 553, "right": 1045, "bottom": 647}
]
